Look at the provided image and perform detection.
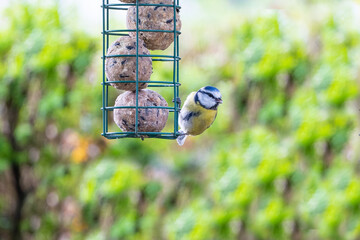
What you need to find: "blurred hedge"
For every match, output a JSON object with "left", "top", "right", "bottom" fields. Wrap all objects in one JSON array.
[{"left": 1, "top": 1, "right": 360, "bottom": 240}]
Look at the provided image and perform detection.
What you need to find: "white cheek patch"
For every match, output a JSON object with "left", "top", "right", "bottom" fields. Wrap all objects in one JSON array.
[{"left": 198, "top": 93, "right": 216, "bottom": 109}]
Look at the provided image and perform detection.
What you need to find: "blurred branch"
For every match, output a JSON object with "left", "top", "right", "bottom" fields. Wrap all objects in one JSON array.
[
  {"left": 323, "top": 141, "right": 333, "bottom": 171},
  {"left": 5, "top": 79, "right": 30, "bottom": 240},
  {"left": 10, "top": 163, "right": 26, "bottom": 240}
]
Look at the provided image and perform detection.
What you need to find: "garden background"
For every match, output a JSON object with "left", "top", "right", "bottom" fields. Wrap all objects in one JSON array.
[{"left": 1, "top": 0, "right": 360, "bottom": 239}]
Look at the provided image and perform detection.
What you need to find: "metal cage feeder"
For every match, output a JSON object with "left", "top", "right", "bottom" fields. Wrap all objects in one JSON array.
[{"left": 101, "top": 0, "right": 181, "bottom": 140}]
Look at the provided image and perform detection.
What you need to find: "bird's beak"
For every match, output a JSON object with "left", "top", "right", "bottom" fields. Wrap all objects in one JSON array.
[{"left": 216, "top": 98, "right": 223, "bottom": 104}]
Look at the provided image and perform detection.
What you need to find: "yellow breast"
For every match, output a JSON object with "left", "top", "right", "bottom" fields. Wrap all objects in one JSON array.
[
  {"left": 188, "top": 108, "right": 217, "bottom": 135},
  {"left": 180, "top": 92, "right": 218, "bottom": 136}
]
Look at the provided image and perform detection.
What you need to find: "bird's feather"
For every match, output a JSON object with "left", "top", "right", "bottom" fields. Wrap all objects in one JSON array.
[{"left": 183, "top": 111, "right": 201, "bottom": 121}]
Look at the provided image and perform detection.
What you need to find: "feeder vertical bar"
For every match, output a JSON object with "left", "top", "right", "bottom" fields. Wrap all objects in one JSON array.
[
  {"left": 102, "top": 0, "right": 106, "bottom": 136},
  {"left": 172, "top": 0, "right": 178, "bottom": 136},
  {"left": 105, "top": 0, "right": 110, "bottom": 133},
  {"left": 106, "top": 0, "right": 109, "bottom": 49},
  {"left": 135, "top": 0, "right": 140, "bottom": 135},
  {"left": 176, "top": 0, "right": 180, "bottom": 135}
]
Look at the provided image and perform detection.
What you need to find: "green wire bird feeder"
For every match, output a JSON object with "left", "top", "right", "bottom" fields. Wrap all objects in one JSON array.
[{"left": 101, "top": 0, "right": 181, "bottom": 140}]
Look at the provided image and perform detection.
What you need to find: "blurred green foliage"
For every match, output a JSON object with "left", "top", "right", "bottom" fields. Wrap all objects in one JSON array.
[
  {"left": 1, "top": 1, "right": 360, "bottom": 240},
  {"left": 0, "top": 1, "right": 98, "bottom": 239}
]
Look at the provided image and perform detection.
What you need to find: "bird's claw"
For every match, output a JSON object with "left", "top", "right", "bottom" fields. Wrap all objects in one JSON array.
[{"left": 172, "top": 97, "right": 182, "bottom": 107}]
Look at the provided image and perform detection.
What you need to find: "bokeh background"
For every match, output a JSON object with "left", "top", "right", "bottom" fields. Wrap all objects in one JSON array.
[{"left": 1, "top": 0, "right": 360, "bottom": 239}]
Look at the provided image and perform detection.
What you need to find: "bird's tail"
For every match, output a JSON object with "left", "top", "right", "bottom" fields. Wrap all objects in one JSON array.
[{"left": 176, "top": 130, "right": 187, "bottom": 146}]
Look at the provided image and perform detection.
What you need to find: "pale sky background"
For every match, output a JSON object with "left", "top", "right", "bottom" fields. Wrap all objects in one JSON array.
[
  {"left": 2, "top": 0, "right": 359, "bottom": 45},
  {"left": 2, "top": 0, "right": 317, "bottom": 36},
  {"left": 0, "top": 0, "right": 212, "bottom": 35}
]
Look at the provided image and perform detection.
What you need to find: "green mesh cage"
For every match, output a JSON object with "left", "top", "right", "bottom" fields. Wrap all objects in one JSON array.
[{"left": 101, "top": 0, "right": 181, "bottom": 140}]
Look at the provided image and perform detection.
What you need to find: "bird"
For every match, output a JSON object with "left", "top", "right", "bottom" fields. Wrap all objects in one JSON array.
[{"left": 177, "top": 86, "right": 222, "bottom": 146}]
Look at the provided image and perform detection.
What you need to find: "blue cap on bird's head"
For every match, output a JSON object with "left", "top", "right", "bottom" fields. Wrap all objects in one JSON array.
[
  {"left": 203, "top": 86, "right": 219, "bottom": 92},
  {"left": 195, "top": 86, "right": 223, "bottom": 110}
]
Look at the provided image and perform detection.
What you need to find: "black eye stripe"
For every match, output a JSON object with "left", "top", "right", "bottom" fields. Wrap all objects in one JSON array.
[{"left": 199, "top": 90, "right": 216, "bottom": 100}]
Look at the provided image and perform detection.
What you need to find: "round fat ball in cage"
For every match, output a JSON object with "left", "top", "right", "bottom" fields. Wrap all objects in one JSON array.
[
  {"left": 114, "top": 89, "right": 169, "bottom": 133},
  {"left": 105, "top": 36, "right": 153, "bottom": 91},
  {"left": 126, "top": 0, "right": 181, "bottom": 50}
]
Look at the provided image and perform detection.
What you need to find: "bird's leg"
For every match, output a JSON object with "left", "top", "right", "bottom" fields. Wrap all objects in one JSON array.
[
  {"left": 172, "top": 97, "right": 182, "bottom": 108},
  {"left": 177, "top": 130, "right": 187, "bottom": 136}
]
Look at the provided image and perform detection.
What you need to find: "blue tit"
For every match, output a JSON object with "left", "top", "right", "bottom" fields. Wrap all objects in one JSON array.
[{"left": 177, "top": 86, "right": 223, "bottom": 146}]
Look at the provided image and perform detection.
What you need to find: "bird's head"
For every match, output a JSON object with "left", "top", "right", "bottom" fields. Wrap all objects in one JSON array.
[{"left": 194, "top": 86, "right": 223, "bottom": 110}]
